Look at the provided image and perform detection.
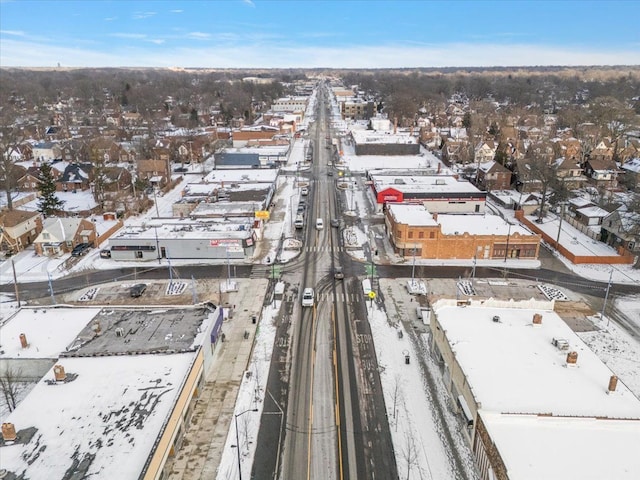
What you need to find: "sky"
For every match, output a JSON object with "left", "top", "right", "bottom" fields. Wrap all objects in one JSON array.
[{"left": 1, "top": 0, "right": 639, "bottom": 68}]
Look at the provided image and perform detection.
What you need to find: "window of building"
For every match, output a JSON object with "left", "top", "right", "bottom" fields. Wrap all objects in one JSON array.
[
  {"left": 418, "top": 231, "right": 424, "bottom": 239},
  {"left": 396, "top": 230, "right": 402, "bottom": 238},
  {"left": 42, "top": 232, "right": 50, "bottom": 240},
  {"left": 430, "top": 232, "right": 435, "bottom": 239},
  {"left": 408, "top": 231, "right": 414, "bottom": 239}
]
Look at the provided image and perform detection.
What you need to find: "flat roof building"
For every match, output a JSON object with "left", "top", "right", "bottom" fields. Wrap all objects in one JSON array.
[
  {"left": 430, "top": 299, "right": 640, "bottom": 480},
  {"left": 0, "top": 304, "right": 223, "bottom": 480}
]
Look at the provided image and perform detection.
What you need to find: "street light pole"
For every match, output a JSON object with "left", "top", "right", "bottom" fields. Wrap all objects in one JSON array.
[
  {"left": 234, "top": 408, "right": 258, "bottom": 480},
  {"left": 504, "top": 222, "right": 512, "bottom": 263}
]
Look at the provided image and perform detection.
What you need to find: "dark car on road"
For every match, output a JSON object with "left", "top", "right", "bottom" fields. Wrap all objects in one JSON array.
[
  {"left": 71, "top": 242, "right": 92, "bottom": 257},
  {"left": 130, "top": 283, "right": 147, "bottom": 298}
]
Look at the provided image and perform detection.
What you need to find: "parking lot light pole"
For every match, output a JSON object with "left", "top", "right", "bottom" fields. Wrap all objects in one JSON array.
[{"left": 233, "top": 408, "right": 258, "bottom": 480}]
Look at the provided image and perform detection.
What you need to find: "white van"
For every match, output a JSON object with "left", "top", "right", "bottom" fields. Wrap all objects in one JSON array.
[
  {"left": 301, "top": 288, "right": 315, "bottom": 307},
  {"left": 316, "top": 218, "right": 323, "bottom": 230}
]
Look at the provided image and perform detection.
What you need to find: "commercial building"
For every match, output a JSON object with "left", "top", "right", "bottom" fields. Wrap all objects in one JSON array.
[
  {"left": 370, "top": 171, "right": 486, "bottom": 214},
  {"left": 430, "top": 299, "right": 640, "bottom": 480},
  {"left": 0, "top": 303, "right": 224, "bottom": 480},
  {"left": 385, "top": 204, "right": 540, "bottom": 260}
]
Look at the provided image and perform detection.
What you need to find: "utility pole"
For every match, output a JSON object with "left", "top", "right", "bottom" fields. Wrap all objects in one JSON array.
[
  {"left": 11, "top": 258, "right": 20, "bottom": 307},
  {"left": 601, "top": 269, "right": 613, "bottom": 326}
]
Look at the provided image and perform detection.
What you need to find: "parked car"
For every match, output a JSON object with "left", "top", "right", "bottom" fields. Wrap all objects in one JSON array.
[
  {"left": 130, "top": 283, "right": 147, "bottom": 298},
  {"left": 100, "top": 249, "right": 111, "bottom": 259},
  {"left": 71, "top": 242, "right": 92, "bottom": 257}
]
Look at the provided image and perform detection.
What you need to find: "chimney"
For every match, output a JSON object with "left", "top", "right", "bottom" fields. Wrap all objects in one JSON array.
[
  {"left": 532, "top": 313, "right": 543, "bottom": 325},
  {"left": 608, "top": 375, "right": 618, "bottom": 393},
  {"left": 566, "top": 351, "right": 578, "bottom": 366},
  {"left": 92, "top": 321, "right": 102, "bottom": 335},
  {"left": 19, "top": 333, "right": 28, "bottom": 348},
  {"left": 432, "top": 213, "right": 438, "bottom": 222},
  {"left": 54, "top": 364, "right": 67, "bottom": 382},
  {"left": 2, "top": 423, "right": 17, "bottom": 442}
]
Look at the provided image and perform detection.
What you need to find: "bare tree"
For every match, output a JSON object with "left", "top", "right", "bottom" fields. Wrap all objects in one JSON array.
[
  {"left": 400, "top": 429, "right": 420, "bottom": 480},
  {"left": 0, "top": 365, "right": 26, "bottom": 413},
  {"left": 524, "top": 144, "right": 558, "bottom": 222},
  {"left": 0, "top": 127, "right": 25, "bottom": 211}
]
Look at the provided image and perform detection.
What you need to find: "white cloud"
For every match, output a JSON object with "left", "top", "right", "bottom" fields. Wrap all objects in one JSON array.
[
  {"left": 132, "top": 11, "right": 157, "bottom": 20},
  {"left": 0, "top": 29, "right": 25, "bottom": 36},
  {"left": 104, "top": 17, "right": 117, "bottom": 22},
  {"left": 109, "top": 33, "right": 147, "bottom": 39},
  {"left": 243, "top": 0, "right": 255, "bottom": 7},
  {"left": 148, "top": 39, "right": 165, "bottom": 45},
  {"left": 187, "top": 32, "right": 211, "bottom": 40},
  {"left": 170, "top": 9, "right": 183, "bottom": 14},
  {"left": 2, "top": 38, "right": 639, "bottom": 69}
]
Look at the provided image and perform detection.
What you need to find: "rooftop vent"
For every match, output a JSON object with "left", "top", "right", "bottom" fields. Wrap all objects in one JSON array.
[
  {"left": 608, "top": 375, "right": 618, "bottom": 394},
  {"left": 54, "top": 364, "right": 67, "bottom": 382},
  {"left": 2, "top": 423, "right": 17, "bottom": 442}
]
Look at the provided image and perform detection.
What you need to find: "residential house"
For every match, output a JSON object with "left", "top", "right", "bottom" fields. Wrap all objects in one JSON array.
[
  {"left": 33, "top": 217, "right": 97, "bottom": 256},
  {"left": 620, "top": 157, "right": 640, "bottom": 184},
  {"left": 136, "top": 158, "right": 170, "bottom": 187},
  {"left": 57, "top": 163, "right": 93, "bottom": 192},
  {"left": 583, "top": 157, "right": 619, "bottom": 189},
  {"left": 99, "top": 167, "right": 133, "bottom": 199},
  {"left": 477, "top": 160, "right": 512, "bottom": 191},
  {"left": 618, "top": 141, "right": 638, "bottom": 164},
  {"left": 0, "top": 210, "right": 42, "bottom": 254},
  {"left": 554, "top": 157, "right": 586, "bottom": 189},
  {"left": 591, "top": 139, "right": 614, "bottom": 162},
  {"left": 16, "top": 168, "right": 41, "bottom": 191},
  {"left": 474, "top": 141, "right": 497, "bottom": 163},
  {"left": 601, "top": 208, "right": 640, "bottom": 257},
  {"left": 31, "top": 142, "right": 60, "bottom": 162}
]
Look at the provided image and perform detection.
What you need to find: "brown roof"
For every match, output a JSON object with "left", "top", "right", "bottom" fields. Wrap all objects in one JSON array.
[{"left": 0, "top": 209, "right": 40, "bottom": 228}]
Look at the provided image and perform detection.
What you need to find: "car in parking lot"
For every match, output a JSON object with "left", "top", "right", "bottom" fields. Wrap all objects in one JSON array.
[
  {"left": 71, "top": 242, "right": 92, "bottom": 257},
  {"left": 100, "top": 249, "right": 111, "bottom": 259},
  {"left": 130, "top": 283, "right": 147, "bottom": 298}
]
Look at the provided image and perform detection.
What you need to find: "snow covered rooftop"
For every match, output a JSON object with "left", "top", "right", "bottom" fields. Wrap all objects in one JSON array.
[
  {"left": 351, "top": 129, "right": 417, "bottom": 145},
  {"left": 481, "top": 412, "right": 640, "bottom": 480},
  {"left": 112, "top": 223, "right": 252, "bottom": 241},
  {"left": 576, "top": 205, "right": 610, "bottom": 218},
  {"left": 1, "top": 354, "right": 194, "bottom": 479},
  {"left": 203, "top": 169, "right": 278, "bottom": 183},
  {"left": 372, "top": 174, "right": 481, "bottom": 195},
  {"left": 438, "top": 214, "right": 530, "bottom": 236},
  {"left": 0, "top": 307, "right": 101, "bottom": 359},
  {"left": 387, "top": 204, "right": 438, "bottom": 226},
  {"left": 433, "top": 303, "right": 640, "bottom": 418}
]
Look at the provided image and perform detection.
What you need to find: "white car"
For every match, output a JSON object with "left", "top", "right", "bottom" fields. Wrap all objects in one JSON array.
[
  {"left": 316, "top": 218, "right": 323, "bottom": 230},
  {"left": 301, "top": 288, "right": 315, "bottom": 307},
  {"left": 301, "top": 187, "right": 309, "bottom": 196}
]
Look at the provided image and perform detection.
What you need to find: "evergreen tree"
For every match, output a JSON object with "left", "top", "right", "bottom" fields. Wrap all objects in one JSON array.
[{"left": 37, "top": 162, "right": 64, "bottom": 216}]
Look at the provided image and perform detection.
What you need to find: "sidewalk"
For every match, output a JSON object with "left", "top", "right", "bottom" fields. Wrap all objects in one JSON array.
[{"left": 167, "top": 278, "right": 269, "bottom": 480}]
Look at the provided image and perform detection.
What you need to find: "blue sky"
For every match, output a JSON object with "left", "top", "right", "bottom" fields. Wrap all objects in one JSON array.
[{"left": 1, "top": 0, "right": 639, "bottom": 68}]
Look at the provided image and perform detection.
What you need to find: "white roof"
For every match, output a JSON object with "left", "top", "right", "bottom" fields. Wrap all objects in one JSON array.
[
  {"left": 576, "top": 206, "right": 610, "bottom": 218},
  {"left": 0, "top": 307, "right": 101, "bottom": 358},
  {"left": 372, "top": 175, "right": 481, "bottom": 195},
  {"left": 203, "top": 168, "right": 278, "bottom": 183},
  {"left": 621, "top": 157, "right": 640, "bottom": 173},
  {"left": 387, "top": 204, "right": 438, "bottom": 226},
  {"left": 351, "top": 130, "right": 417, "bottom": 145},
  {"left": 438, "top": 215, "right": 530, "bottom": 236},
  {"left": 433, "top": 304, "right": 640, "bottom": 418},
  {"left": 482, "top": 412, "right": 640, "bottom": 480},
  {"left": 1, "top": 354, "right": 194, "bottom": 479}
]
